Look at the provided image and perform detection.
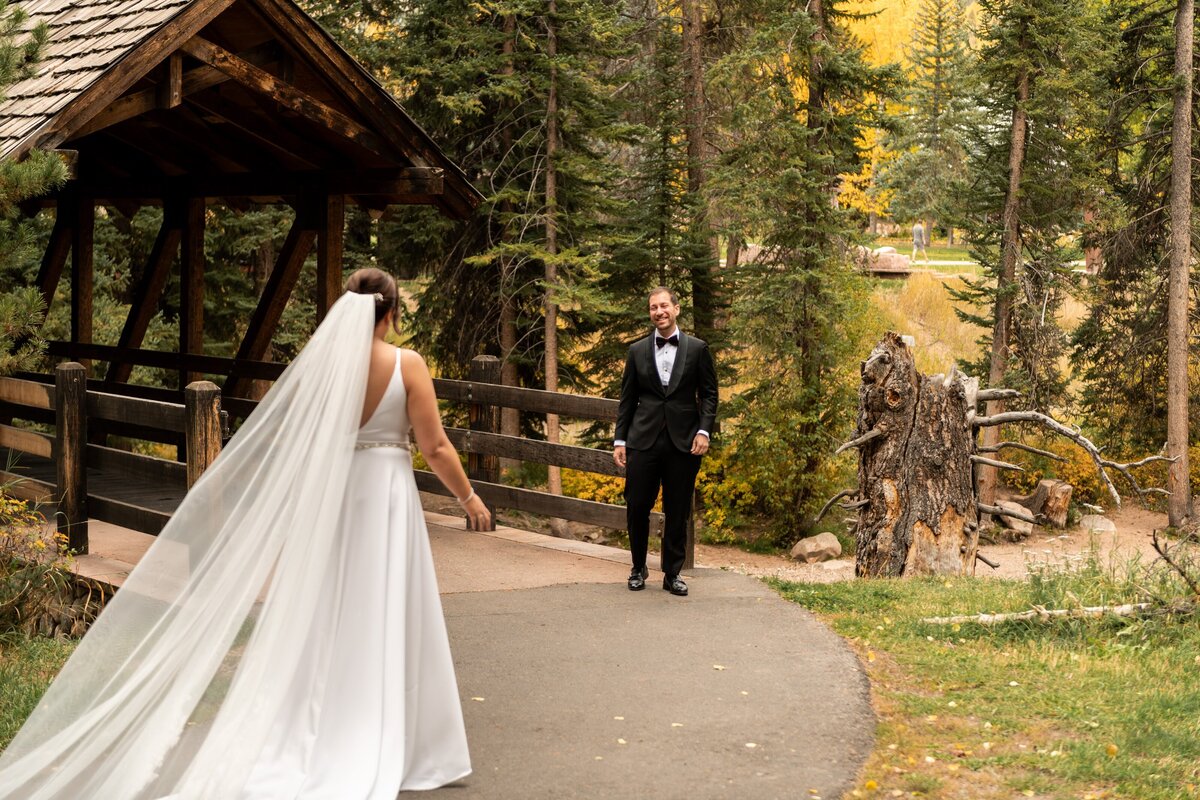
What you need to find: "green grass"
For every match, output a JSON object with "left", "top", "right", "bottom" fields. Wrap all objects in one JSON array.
[
  {"left": 0, "top": 634, "right": 76, "bottom": 750},
  {"left": 774, "top": 550, "right": 1200, "bottom": 799}
]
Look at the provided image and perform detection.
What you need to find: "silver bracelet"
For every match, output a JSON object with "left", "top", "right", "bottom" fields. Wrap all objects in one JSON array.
[{"left": 456, "top": 489, "right": 476, "bottom": 507}]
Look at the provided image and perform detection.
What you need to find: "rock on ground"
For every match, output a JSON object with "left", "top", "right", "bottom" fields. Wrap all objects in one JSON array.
[
  {"left": 791, "top": 532, "right": 842, "bottom": 563},
  {"left": 1079, "top": 514, "right": 1117, "bottom": 534}
]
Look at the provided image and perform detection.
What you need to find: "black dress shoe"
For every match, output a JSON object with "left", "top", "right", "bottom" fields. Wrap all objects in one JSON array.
[
  {"left": 628, "top": 565, "right": 649, "bottom": 591},
  {"left": 663, "top": 575, "right": 688, "bottom": 596}
]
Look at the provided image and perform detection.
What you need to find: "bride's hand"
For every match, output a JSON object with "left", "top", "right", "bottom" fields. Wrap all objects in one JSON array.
[{"left": 462, "top": 493, "right": 491, "bottom": 531}]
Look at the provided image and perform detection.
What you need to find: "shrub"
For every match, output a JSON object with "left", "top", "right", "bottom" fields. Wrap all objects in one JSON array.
[
  {"left": 561, "top": 468, "right": 626, "bottom": 506},
  {"left": 0, "top": 485, "right": 101, "bottom": 637}
]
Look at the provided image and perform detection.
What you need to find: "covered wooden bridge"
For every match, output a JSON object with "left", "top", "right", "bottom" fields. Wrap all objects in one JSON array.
[{"left": 1, "top": 0, "right": 674, "bottom": 562}]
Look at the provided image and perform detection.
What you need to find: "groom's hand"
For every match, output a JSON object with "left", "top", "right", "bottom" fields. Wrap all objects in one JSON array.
[
  {"left": 613, "top": 445, "right": 626, "bottom": 468},
  {"left": 690, "top": 433, "right": 710, "bottom": 456}
]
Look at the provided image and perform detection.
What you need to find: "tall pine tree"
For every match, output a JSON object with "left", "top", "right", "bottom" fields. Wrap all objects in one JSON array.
[
  {"left": 706, "top": 0, "right": 899, "bottom": 536},
  {"left": 1071, "top": 0, "right": 1199, "bottom": 461},
  {"left": 1, "top": 0, "right": 66, "bottom": 375},
  {"left": 881, "top": 0, "right": 974, "bottom": 241},
  {"left": 382, "top": 0, "right": 633, "bottom": 403}
]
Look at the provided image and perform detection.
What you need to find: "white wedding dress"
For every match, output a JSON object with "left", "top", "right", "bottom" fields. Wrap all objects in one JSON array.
[
  {"left": 241, "top": 348, "right": 471, "bottom": 798},
  {"left": 0, "top": 294, "right": 470, "bottom": 799}
]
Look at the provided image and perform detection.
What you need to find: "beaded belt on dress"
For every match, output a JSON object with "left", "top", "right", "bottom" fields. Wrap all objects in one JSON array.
[{"left": 354, "top": 441, "right": 411, "bottom": 451}]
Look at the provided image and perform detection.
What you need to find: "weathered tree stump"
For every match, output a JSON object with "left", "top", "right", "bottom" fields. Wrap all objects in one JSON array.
[
  {"left": 831, "top": 333, "right": 1170, "bottom": 579},
  {"left": 1015, "top": 479, "right": 1072, "bottom": 530},
  {"left": 851, "top": 333, "right": 979, "bottom": 577}
]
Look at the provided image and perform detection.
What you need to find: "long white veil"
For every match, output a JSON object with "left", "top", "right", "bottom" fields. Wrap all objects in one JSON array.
[{"left": 0, "top": 292, "right": 376, "bottom": 799}]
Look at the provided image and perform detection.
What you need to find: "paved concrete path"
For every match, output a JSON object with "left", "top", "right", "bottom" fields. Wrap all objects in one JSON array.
[
  {"left": 75, "top": 511, "right": 875, "bottom": 799},
  {"left": 424, "top": 513, "right": 875, "bottom": 800}
]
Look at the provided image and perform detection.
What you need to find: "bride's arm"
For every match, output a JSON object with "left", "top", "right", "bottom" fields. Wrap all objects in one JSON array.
[{"left": 402, "top": 349, "right": 492, "bottom": 530}]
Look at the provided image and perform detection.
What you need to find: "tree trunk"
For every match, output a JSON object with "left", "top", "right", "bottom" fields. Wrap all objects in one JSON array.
[
  {"left": 853, "top": 334, "right": 979, "bottom": 576},
  {"left": 499, "top": 12, "right": 520, "bottom": 469},
  {"left": 978, "top": 60, "right": 1030, "bottom": 511},
  {"left": 1167, "top": 0, "right": 1194, "bottom": 527},
  {"left": 682, "top": 0, "right": 716, "bottom": 341},
  {"left": 545, "top": 0, "right": 567, "bottom": 537}
]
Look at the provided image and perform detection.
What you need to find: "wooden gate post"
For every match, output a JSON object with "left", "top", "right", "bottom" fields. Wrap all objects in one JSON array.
[
  {"left": 55, "top": 362, "right": 88, "bottom": 553},
  {"left": 184, "top": 381, "right": 222, "bottom": 488},
  {"left": 467, "top": 355, "right": 500, "bottom": 530}
]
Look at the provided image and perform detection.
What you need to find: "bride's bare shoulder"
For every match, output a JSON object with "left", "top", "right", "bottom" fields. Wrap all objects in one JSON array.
[{"left": 399, "top": 348, "right": 432, "bottom": 386}]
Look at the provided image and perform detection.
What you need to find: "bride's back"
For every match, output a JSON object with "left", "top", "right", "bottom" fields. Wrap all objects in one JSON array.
[{"left": 359, "top": 343, "right": 409, "bottom": 439}]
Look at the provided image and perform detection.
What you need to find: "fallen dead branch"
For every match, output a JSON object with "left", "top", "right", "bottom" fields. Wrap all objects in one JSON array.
[
  {"left": 921, "top": 601, "right": 1195, "bottom": 625},
  {"left": 973, "top": 410, "right": 1173, "bottom": 505}
]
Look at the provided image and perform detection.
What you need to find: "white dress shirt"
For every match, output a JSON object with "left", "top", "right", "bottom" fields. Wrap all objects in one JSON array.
[{"left": 655, "top": 326, "right": 680, "bottom": 386}]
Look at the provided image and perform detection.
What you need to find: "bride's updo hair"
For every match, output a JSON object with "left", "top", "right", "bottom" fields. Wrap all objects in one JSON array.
[{"left": 345, "top": 267, "right": 402, "bottom": 334}]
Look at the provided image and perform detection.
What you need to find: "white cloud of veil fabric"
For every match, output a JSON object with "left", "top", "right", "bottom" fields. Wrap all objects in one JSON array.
[{"left": 0, "top": 292, "right": 453, "bottom": 798}]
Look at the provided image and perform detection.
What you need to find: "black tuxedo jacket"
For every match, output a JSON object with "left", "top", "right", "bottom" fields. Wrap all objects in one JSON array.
[{"left": 615, "top": 332, "right": 718, "bottom": 452}]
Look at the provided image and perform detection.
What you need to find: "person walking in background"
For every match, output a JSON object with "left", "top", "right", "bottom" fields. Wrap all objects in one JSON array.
[
  {"left": 911, "top": 220, "right": 928, "bottom": 263},
  {"left": 613, "top": 287, "right": 718, "bottom": 597}
]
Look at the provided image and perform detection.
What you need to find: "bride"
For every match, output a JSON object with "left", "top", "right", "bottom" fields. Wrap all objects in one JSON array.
[{"left": 0, "top": 268, "right": 491, "bottom": 798}]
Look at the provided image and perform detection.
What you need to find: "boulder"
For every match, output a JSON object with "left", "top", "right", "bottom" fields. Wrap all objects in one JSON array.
[
  {"left": 790, "top": 532, "right": 843, "bottom": 563},
  {"left": 1079, "top": 514, "right": 1117, "bottom": 534},
  {"left": 995, "top": 500, "right": 1035, "bottom": 538}
]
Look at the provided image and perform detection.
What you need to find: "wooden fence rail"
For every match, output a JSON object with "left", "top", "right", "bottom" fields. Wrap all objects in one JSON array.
[
  {"left": 0, "top": 365, "right": 225, "bottom": 551},
  {"left": 2, "top": 353, "right": 682, "bottom": 566}
]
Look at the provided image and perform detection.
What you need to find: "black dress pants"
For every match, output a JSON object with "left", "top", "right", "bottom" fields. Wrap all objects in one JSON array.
[{"left": 625, "top": 427, "right": 701, "bottom": 578}]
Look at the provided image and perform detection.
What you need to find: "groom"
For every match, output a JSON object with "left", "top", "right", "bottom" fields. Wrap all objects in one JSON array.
[{"left": 613, "top": 287, "right": 718, "bottom": 597}]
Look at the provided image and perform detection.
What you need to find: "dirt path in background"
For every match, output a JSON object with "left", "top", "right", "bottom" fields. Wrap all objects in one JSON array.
[{"left": 693, "top": 505, "right": 1170, "bottom": 583}]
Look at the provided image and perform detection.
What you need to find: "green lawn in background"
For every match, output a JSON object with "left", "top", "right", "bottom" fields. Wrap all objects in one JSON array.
[{"left": 874, "top": 236, "right": 977, "bottom": 266}]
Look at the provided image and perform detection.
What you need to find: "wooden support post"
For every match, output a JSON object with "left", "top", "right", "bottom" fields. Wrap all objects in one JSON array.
[
  {"left": 179, "top": 197, "right": 205, "bottom": 389},
  {"left": 184, "top": 381, "right": 223, "bottom": 488},
  {"left": 108, "top": 198, "right": 185, "bottom": 384},
  {"left": 225, "top": 209, "right": 316, "bottom": 398},
  {"left": 55, "top": 362, "right": 88, "bottom": 554},
  {"left": 316, "top": 193, "right": 345, "bottom": 322},
  {"left": 468, "top": 355, "right": 500, "bottom": 531},
  {"left": 70, "top": 194, "right": 94, "bottom": 365},
  {"left": 36, "top": 207, "right": 73, "bottom": 320},
  {"left": 158, "top": 52, "right": 183, "bottom": 109}
]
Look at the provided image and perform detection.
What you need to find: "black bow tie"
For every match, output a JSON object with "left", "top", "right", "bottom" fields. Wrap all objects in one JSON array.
[{"left": 656, "top": 334, "right": 679, "bottom": 349}]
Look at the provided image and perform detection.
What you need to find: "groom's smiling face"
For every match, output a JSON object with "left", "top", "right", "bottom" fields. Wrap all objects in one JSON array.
[{"left": 649, "top": 291, "right": 680, "bottom": 334}]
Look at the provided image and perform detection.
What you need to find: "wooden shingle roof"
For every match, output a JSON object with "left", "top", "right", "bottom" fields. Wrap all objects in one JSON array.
[
  {"left": 1, "top": 0, "right": 481, "bottom": 217},
  {"left": 1, "top": 0, "right": 193, "bottom": 157}
]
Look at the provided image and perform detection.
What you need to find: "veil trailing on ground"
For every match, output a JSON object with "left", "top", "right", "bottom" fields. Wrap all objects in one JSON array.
[{"left": 0, "top": 292, "right": 376, "bottom": 799}]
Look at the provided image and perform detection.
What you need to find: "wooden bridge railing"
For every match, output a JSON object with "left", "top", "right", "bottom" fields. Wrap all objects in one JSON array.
[
  {"left": 2, "top": 352, "right": 683, "bottom": 567},
  {"left": 423, "top": 355, "right": 678, "bottom": 565},
  {"left": 0, "top": 363, "right": 224, "bottom": 552}
]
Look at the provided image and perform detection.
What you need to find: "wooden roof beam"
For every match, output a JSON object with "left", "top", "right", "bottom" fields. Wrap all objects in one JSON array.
[
  {"left": 179, "top": 36, "right": 397, "bottom": 162},
  {"left": 248, "top": 0, "right": 480, "bottom": 219},
  {"left": 186, "top": 95, "right": 335, "bottom": 171},
  {"left": 55, "top": 168, "right": 443, "bottom": 202},
  {"left": 72, "top": 41, "right": 282, "bottom": 140}
]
